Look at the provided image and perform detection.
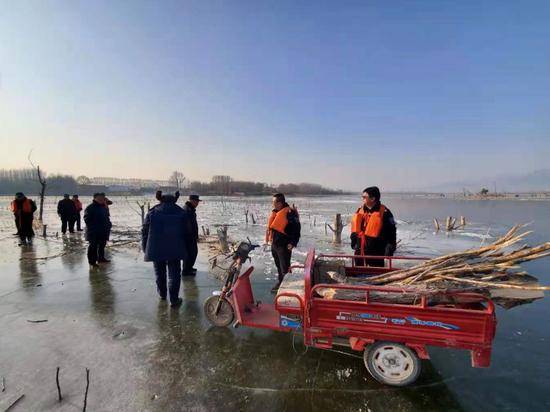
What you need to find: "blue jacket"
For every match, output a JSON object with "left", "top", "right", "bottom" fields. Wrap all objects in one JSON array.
[
  {"left": 84, "top": 201, "right": 112, "bottom": 241},
  {"left": 142, "top": 202, "right": 188, "bottom": 262}
]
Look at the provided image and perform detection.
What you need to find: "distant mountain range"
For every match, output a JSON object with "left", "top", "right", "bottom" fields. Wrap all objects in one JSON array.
[{"left": 423, "top": 169, "right": 550, "bottom": 193}]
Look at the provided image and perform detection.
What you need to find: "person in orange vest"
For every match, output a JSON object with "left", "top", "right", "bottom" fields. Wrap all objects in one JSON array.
[
  {"left": 350, "top": 186, "right": 396, "bottom": 267},
  {"left": 11, "top": 192, "right": 37, "bottom": 246},
  {"left": 265, "top": 193, "right": 301, "bottom": 293},
  {"left": 72, "top": 194, "right": 83, "bottom": 231}
]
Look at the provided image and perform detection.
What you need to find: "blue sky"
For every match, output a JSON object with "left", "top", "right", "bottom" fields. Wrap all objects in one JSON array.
[{"left": 1, "top": 0, "right": 549, "bottom": 191}]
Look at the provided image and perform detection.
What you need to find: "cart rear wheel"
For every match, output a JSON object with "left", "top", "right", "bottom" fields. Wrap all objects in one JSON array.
[
  {"left": 364, "top": 342, "right": 421, "bottom": 386},
  {"left": 204, "top": 295, "right": 234, "bottom": 327}
]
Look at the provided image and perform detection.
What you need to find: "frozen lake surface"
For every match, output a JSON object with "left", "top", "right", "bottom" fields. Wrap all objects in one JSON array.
[{"left": 0, "top": 195, "right": 549, "bottom": 411}]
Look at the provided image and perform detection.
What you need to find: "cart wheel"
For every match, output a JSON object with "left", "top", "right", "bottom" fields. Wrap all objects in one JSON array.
[
  {"left": 364, "top": 342, "right": 421, "bottom": 387},
  {"left": 204, "top": 296, "right": 234, "bottom": 327}
]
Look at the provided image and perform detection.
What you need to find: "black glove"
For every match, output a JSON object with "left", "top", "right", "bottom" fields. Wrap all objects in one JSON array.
[
  {"left": 384, "top": 244, "right": 396, "bottom": 256},
  {"left": 350, "top": 233, "right": 358, "bottom": 250}
]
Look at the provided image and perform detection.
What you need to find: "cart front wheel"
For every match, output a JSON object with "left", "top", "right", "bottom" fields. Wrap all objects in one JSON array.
[
  {"left": 364, "top": 341, "right": 421, "bottom": 386},
  {"left": 204, "top": 296, "right": 234, "bottom": 327}
]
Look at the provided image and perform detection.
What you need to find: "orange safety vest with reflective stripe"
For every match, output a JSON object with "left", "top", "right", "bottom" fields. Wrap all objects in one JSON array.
[
  {"left": 11, "top": 199, "right": 33, "bottom": 214},
  {"left": 350, "top": 204, "right": 386, "bottom": 252},
  {"left": 266, "top": 206, "right": 290, "bottom": 242}
]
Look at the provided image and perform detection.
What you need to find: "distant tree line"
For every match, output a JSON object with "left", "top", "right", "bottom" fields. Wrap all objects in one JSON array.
[
  {"left": 186, "top": 180, "right": 344, "bottom": 196},
  {"left": 0, "top": 169, "right": 77, "bottom": 196},
  {"left": 0, "top": 168, "right": 345, "bottom": 196}
]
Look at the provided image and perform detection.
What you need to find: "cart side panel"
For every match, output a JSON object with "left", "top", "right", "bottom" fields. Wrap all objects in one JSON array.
[{"left": 308, "top": 298, "right": 496, "bottom": 352}]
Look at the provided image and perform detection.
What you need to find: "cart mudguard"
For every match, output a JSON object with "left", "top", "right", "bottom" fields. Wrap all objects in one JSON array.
[
  {"left": 349, "top": 337, "right": 374, "bottom": 351},
  {"left": 407, "top": 344, "right": 430, "bottom": 360},
  {"left": 231, "top": 266, "right": 255, "bottom": 325},
  {"left": 348, "top": 338, "right": 429, "bottom": 360}
]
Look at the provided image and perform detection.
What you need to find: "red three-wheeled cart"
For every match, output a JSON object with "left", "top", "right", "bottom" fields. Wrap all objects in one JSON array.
[{"left": 204, "top": 242, "right": 497, "bottom": 386}]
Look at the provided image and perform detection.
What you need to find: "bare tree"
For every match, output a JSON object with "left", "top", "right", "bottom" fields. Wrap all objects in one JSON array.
[
  {"left": 28, "top": 150, "right": 47, "bottom": 221},
  {"left": 169, "top": 171, "right": 186, "bottom": 190}
]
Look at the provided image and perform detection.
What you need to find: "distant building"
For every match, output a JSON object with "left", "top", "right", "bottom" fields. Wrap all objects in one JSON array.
[
  {"left": 211, "top": 175, "right": 232, "bottom": 184},
  {"left": 90, "top": 177, "right": 169, "bottom": 189},
  {"left": 77, "top": 184, "right": 109, "bottom": 196}
]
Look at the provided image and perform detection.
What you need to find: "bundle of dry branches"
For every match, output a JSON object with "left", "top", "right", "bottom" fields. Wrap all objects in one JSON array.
[{"left": 318, "top": 224, "right": 550, "bottom": 309}]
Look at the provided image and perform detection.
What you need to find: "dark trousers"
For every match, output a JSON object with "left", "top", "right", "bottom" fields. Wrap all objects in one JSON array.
[
  {"left": 271, "top": 244, "right": 292, "bottom": 283},
  {"left": 87, "top": 238, "right": 107, "bottom": 264},
  {"left": 153, "top": 260, "right": 181, "bottom": 303},
  {"left": 76, "top": 212, "right": 82, "bottom": 231},
  {"left": 61, "top": 216, "right": 75, "bottom": 234},
  {"left": 17, "top": 216, "right": 34, "bottom": 242},
  {"left": 354, "top": 249, "right": 385, "bottom": 267},
  {"left": 182, "top": 241, "right": 198, "bottom": 275}
]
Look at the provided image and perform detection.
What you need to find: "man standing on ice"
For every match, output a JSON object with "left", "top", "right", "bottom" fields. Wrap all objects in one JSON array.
[
  {"left": 265, "top": 193, "right": 301, "bottom": 293},
  {"left": 84, "top": 193, "right": 112, "bottom": 268},
  {"left": 142, "top": 191, "right": 187, "bottom": 307},
  {"left": 11, "top": 192, "right": 37, "bottom": 246},
  {"left": 58, "top": 194, "right": 78, "bottom": 234},
  {"left": 350, "top": 186, "right": 397, "bottom": 267},
  {"left": 181, "top": 194, "right": 201, "bottom": 277},
  {"left": 72, "top": 194, "right": 83, "bottom": 231}
]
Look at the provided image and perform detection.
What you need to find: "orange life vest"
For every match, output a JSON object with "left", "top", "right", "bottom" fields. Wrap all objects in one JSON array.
[
  {"left": 266, "top": 206, "right": 290, "bottom": 242},
  {"left": 11, "top": 198, "right": 33, "bottom": 214},
  {"left": 351, "top": 204, "right": 386, "bottom": 251},
  {"left": 73, "top": 199, "right": 83, "bottom": 211}
]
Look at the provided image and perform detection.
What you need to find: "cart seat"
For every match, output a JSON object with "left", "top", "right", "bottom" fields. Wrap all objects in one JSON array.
[{"left": 276, "top": 271, "right": 305, "bottom": 308}]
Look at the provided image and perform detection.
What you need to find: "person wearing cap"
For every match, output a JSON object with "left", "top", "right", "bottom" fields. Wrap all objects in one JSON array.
[
  {"left": 84, "top": 193, "right": 113, "bottom": 267},
  {"left": 57, "top": 194, "right": 78, "bottom": 234},
  {"left": 350, "top": 186, "right": 397, "bottom": 267},
  {"left": 181, "top": 194, "right": 201, "bottom": 276},
  {"left": 72, "top": 194, "right": 83, "bottom": 231},
  {"left": 265, "top": 193, "right": 301, "bottom": 293},
  {"left": 10, "top": 192, "right": 37, "bottom": 245},
  {"left": 142, "top": 191, "right": 187, "bottom": 307}
]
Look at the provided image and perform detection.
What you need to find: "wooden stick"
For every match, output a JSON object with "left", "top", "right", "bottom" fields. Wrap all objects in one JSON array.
[
  {"left": 83, "top": 368, "right": 90, "bottom": 412},
  {"left": 56, "top": 367, "right": 62, "bottom": 402},
  {"left": 5, "top": 394, "right": 25, "bottom": 411},
  {"left": 433, "top": 275, "right": 550, "bottom": 291}
]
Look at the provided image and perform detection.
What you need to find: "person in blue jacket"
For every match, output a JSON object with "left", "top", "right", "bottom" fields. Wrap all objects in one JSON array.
[
  {"left": 84, "top": 192, "right": 112, "bottom": 267},
  {"left": 142, "top": 191, "right": 188, "bottom": 308}
]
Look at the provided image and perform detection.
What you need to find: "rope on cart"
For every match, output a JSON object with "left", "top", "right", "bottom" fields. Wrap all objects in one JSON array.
[
  {"left": 292, "top": 331, "right": 308, "bottom": 355},
  {"left": 325, "top": 348, "right": 363, "bottom": 360}
]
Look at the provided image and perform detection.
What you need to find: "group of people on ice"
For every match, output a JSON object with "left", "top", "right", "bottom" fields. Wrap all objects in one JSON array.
[{"left": 10, "top": 186, "right": 396, "bottom": 308}]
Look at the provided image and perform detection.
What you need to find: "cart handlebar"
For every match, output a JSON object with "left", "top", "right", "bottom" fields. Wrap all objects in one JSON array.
[
  {"left": 318, "top": 254, "right": 431, "bottom": 260},
  {"left": 275, "top": 293, "right": 304, "bottom": 313},
  {"left": 317, "top": 253, "right": 431, "bottom": 270},
  {"left": 233, "top": 239, "right": 260, "bottom": 261}
]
